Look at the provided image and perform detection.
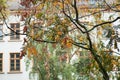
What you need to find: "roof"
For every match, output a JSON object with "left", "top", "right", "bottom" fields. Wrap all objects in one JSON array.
[
  {"left": 7, "top": 0, "right": 24, "bottom": 10},
  {"left": 7, "top": 0, "right": 118, "bottom": 10}
]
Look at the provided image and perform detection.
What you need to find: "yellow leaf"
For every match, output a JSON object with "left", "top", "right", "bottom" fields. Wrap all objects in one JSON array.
[
  {"left": 27, "top": 48, "right": 32, "bottom": 58},
  {"left": 27, "top": 46, "right": 37, "bottom": 58},
  {"left": 31, "top": 46, "right": 37, "bottom": 56},
  {"left": 79, "top": 37, "right": 83, "bottom": 41},
  {"left": 61, "top": 37, "right": 72, "bottom": 48},
  {"left": 66, "top": 42, "right": 72, "bottom": 48},
  {"left": 36, "top": 4, "right": 44, "bottom": 10},
  {"left": 55, "top": 35, "right": 59, "bottom": 41},
  {"left": 65, "top": 0, "right": 71, "bottom": 4},
  {"left": 30, "top": 29, "right": 34, "bottom": 39},
  {"left": 57, "top": 31, "right": 62, "bottom": 35},
  {"left": 97, "top": 30, "right": 102, "bottom": 35},
  {"left": 58, "top": 2, "right": 63, "bottom": 9},
  {"left": 93, "top": 43, "right": 97, "bottom": 50}
]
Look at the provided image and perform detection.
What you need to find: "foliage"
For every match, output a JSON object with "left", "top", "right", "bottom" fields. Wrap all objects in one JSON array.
[
  {"left": 19, "top": 0, "right": 120, "bottom": 80},
  {"left": 1, "top": 0, "right": 120, "bottom": 80},
  {"left": 0, "top": 0, "right": 7, "bottom": 19}
]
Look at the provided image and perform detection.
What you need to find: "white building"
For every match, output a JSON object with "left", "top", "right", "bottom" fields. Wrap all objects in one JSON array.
[{"left": 0, "top": 0, "right": 30, "bottom": 80}]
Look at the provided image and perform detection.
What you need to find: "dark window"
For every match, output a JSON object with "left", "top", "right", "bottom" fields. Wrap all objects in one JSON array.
[
  {"left": 10, "top": 53, "right": 20, "bottom": 71},
  {"left": 0, "top": 53, "right": 3, "bottom": 72},
  {"left": 0, "top": 24, "right": 3, "bottom": 40},
  {"left": 10, "top": 23, "right": 20, "bottom": 40}
]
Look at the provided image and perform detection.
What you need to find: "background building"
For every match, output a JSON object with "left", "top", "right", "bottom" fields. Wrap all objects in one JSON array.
[{"left": 0, "top": 0, "right": 30, "bottom": 80}]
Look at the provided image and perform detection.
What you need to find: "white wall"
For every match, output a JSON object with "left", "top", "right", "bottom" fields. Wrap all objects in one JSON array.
[{"left": 0, "top": 14, "right": 30, "bottom": 80}]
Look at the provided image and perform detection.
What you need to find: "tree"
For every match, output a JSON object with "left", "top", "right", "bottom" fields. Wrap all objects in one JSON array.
[
  {"left": 0, "top": 0, "right": 7, "bottom": 19},
  {"left": 1, "top": 0, "right": 120, "bottom": 80}
]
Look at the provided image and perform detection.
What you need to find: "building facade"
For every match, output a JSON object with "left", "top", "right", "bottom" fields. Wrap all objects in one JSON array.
[{"left": 0, "top": 0, "right": 30, "bottom": 80}]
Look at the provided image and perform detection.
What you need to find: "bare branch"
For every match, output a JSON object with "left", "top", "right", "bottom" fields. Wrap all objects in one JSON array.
[
  {"left": 73, "top": 0, "right": 79, "bottom": 21},
  {"left": 104, "top": 0, "right": 120, "bottom": 12},
  {"left": 87, "top": 17, "right": 120, "bottom": 32},
  {"left": 62, "top": 0, "right": 84, "bottom": 33}
]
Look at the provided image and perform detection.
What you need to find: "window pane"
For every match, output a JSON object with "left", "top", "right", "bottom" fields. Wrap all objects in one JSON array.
[
  {"left": 0, "top": 26, "right": 3, "bottom": 40},
  {"left": 16, "top": 54, "right": 20, "bottom": 58},
  {"left": 16, "top": 23, "right": 20, "bottom": 28},
  {"left": 11, "top": 60, "right": 14, "bottom": 64},
  {"left": 10, "top": 66, "right": 14, "bottom": 71},
  {"left": 16, "top": 30, "right": 20, "bottom": 33},
  {"left": 16, "top": 60, "right": 20, "bottom": 63},
  {"left": 10, "top": 54, "right": 14, "bottom": 58},
  {"left": 16, "top": 35, "right": 20, "bottom": 39},
  {"left": 16, "top": 66, "right": 20, "bottom": 70},
  {"left": 11, "top": 31, "right": 15, "bottom": 35},
  {"left": 0, "top": 60, "right": 2, "bottom": 64},
  {"left": 10, "top": 23, "right": 20, "bottom": 40},
  {"left": 11, "top": 63, "right": 14, "bottom": 67},
  {"left": 10, "top": 36, "right": 14, "bottom": 39},
  {"left": 0, "top": 54, "right": 2, "bottom": 72},
  {"left": 16, "top": 63, "right": 20, "bottom": 66},
  {"left": 11, "top": 24, "right": 14, "bottom": 28},
  {"left": 0, "top": 54, "right": 2, "bottom": 58},
  {"left": 10, "top": 30, "right": 15, "bottom": 39},
  {"left": 0, "top": 67, "right": 2, "bottom": 71},
  {"left": 0, "top": 63, "right": 2, "bottom": 66}
]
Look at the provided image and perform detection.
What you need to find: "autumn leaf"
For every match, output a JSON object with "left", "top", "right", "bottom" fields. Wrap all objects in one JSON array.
[
  {"left": 31, "top": 46, "right": 38, "bottom": 56},
  {"left": 66, "top": 41, "right": 72, "bottom": 48},
  {"left": 97, "top": 30, "right": 102, "bottom": 36},
  {"left": 62, "top": 37, "right": 72, "bottom": 48},
  {"left": 23, "top": 38, "right": 27, "bottom": 45},
  {"left": 23, "top": 26, "right": 27, "bottom": 33},
  {"left": 93, "top": 43, "right": 97, "bottom": 50},
  {"left": 79, "top": 36, "right": 84, "bottom": 41},
  {"left": 30, "top": 29, "right": 34, "bottom": 39},
  {"left": 57, "top": 31, "right": 62, "bottom": 35},
  {"left": 27, "top": 48, "right": 32, "bottom": 58},
  {"left": 27, "top": 46, "right": 38, "bottom": 58},
  {"left": 20, "top": 50, "right": 26, "bottom": 59}
]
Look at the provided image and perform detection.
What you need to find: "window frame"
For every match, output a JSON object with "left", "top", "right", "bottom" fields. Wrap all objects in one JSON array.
[
  {"left": 0, "top": 53, "right": 3, "bottom": 73},
  {"left": 10, "top": 23, "right": 20, "bottom": 40},
  {"left": 9, "top": 53, "right": 21, "bottom": 72}
]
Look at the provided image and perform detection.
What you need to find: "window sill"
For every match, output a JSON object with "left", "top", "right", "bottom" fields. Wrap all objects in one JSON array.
[
  {"left": 8, "top": 40, "right": 22, "bottom": 42},
  {"left": 0, "top": 72, "right": 4, "bottom": 74},
  {"left": 7, "top": 71, "right": 22, "bottom": 74}
]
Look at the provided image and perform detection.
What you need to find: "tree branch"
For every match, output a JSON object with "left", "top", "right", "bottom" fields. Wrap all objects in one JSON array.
[
  {"left": 62, "top": 0, "right": 84, "bottom": 33},
  {"left": 87, "top": 17, "right": 120, "bottom": 33},
  {"left": 73, "top": 0, "right": 79, "bottom": 21},
  {"left": 104, "top": 0, "right": 120, "bottom": 12}
]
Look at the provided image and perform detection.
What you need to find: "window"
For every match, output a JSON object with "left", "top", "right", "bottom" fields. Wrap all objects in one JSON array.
[
  {"left": 0, "top": 24, "right": 3, "bottom": 40},
  {"left": 10, "top": 53, "right": 20, "bottom": 71},
  {"left": 10, "top": 23, "right": 20, "bottom": 40},
  {"left": 0, "top": 53, "right": 3, "bottom": 72}
]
